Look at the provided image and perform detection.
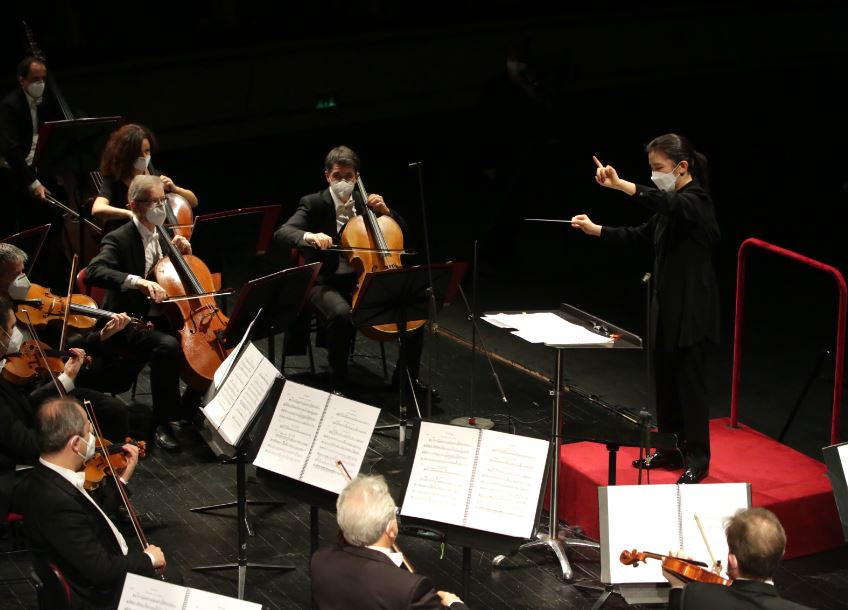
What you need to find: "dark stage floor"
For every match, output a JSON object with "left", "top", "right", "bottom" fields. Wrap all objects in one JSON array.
[{"left": 2, "top": 269, "right": 848, "bottom": 609}]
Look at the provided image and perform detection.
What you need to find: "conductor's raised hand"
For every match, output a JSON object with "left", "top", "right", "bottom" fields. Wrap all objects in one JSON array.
[
  {"left": 570, "top": 213, "right": 602, "bottom": 237},
  {"left": 593, "top": 155, "right": 621, "bottom": 189}
]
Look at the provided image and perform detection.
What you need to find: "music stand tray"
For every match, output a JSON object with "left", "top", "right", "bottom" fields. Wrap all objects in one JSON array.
[
  {"left": 34, "top": 116, "right": 122, "bottom": 176},
  {"left": 351, "top": 264, "right": 459, "bottom": 455},
  {"left": 224, "top": 262, "right": 321, "bottom": 351},
  {"left": 484, "top": 303, "right": 642, "bottom": 581}
]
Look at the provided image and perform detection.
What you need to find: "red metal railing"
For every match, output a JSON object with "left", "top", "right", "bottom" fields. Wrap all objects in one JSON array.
[{"left": 731, "top": 238, "right": 846, "bottom": 445}]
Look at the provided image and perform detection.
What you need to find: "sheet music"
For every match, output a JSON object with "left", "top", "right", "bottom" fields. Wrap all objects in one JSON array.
[
  {"left": 401, "top": 422, "right": 480, "bottom": 526},
  {"left": 481, "top": 312, "right": 612, "bottom": 345},
  {"left": 464, "top": 429, "right": 549, "bottom": 538},
  {"left": 599, "top": 483, "right": 750, "bottom": 584},
  {"left": 301, "top": 394, "right": 381, "bottom": 493},
  {"left": 201, "top": 342, "right": 279, "bottom": 446},
  {"left": 118, "top": 573, "right": 261, "bottom": 610},
  {"left": 252, "top": 381, "right": 380, "bottom": 493},
  {"left": 253, "top": 382, "right": 329, "bottom": 480},
  {"left": 210, "top": 308, "right": 261, "bottom": 394}
]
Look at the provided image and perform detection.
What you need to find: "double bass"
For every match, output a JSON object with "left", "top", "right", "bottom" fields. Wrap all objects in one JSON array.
[{"left": 339, "top": 177, "right": 426, "bottom": 341}]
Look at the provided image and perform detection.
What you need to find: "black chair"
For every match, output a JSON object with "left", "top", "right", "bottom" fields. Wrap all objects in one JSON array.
[{"left": 30, "top": 552, "right": 73, "bottom": 610}]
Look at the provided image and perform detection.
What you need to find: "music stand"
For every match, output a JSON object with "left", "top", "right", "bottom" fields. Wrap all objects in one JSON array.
[
  {"left": 224, "top": 262, "right": 321, "bottom": 366},
  {"left": 351, "top": 263, "right": 459, "bottom": 455},
  {"left": 1, "top": 223, "right": 50, "bottom": 277},
  {"left": 487, "top": 303, "right": 642, "bottom": 580},
  {"left": 33, "top": 116, "right": 122, "bottom": 263}
]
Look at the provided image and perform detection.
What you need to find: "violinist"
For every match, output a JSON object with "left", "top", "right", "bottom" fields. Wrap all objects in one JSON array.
[
  {"left": 664, "top": 508, "right": 813, "bottom": 610},
  {"left": 91, "top": 123, "right": 198, "bottom": 234},
  {"left": 274, "top": 145, "right": 437, "bottom": 400},
  {"left": 311, "top": 474, "right": 467, "bottom": 610},
  {"left": 1, "top": 244, "right": 148, "bottom": 441},
  {"left": 85, "top": 174, "right": 196, "bottom": 451},
  {"left": 15, "top": 397, "right": 166, "bottom": 609}
]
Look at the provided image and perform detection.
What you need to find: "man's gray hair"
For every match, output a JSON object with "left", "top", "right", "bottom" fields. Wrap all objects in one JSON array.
[
  {"left": 128, "top": 174, "right": 162, "bottom": 205},
  {"left": 0, "top": 243, "right": 28, "bottom": 270},
  {"left": 336, "top": 474, "right": 397, "bottom": 547},
  {"left": 35, "top": 397, "right": 87, "bottom": 455}
]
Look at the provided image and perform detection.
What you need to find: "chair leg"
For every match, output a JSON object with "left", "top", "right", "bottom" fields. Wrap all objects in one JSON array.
[{"left": 380, "top": 342, "right": 388, "bottom": 379}]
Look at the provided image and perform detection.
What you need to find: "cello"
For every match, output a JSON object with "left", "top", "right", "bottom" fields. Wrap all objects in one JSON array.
[
  {"left": 152, "top": 225, "right": 230, "bottom": 392},
  {"left": 339, "top": 177, "right": 426, "bottom": 341}
]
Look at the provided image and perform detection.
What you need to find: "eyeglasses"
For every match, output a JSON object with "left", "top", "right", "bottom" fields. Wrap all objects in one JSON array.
[{"left": 139, "top": 197, "right": 168, "bottom": 207}]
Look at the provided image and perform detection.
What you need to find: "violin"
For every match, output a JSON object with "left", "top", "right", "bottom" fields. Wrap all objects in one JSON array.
[
  {"left": 84, "top": 437, "right": 147, "bottom": 491},
  {"left": 15, "top": 282, "right": 150, "bottom": 331},
  {"left": 152, "top": 226, "right": 230, "bottom": 391},
  {"left": 619, "top": 549, "right": 731, "bottom": 586},
  {"left": 339, "top": 177, "right": 426, "bottom": 341},
  {"left": 1, "top": 339, "right": 90, "bottom": 385}
]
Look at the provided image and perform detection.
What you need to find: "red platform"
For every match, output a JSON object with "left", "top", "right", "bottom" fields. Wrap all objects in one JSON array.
[{"left": 555, "top": 417, "right": 843, "bottom": 559}]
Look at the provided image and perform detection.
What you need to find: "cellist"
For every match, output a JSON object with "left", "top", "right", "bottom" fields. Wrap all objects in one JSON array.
[
  {"left": 15, "top": 397, "right": 168, "bottom": 609},
  {"left": 91, "top": 123, "right": 198, "bottom": 234},
  {"left": 85, "top": 174, "right": 197, "bottom": 451},
  {"left": 274, "top": 145, "right": 437, "bottom": 400}
]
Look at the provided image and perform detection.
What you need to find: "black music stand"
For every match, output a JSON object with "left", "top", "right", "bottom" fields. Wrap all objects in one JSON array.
[
  {"left": 33, "top": 116, "right": 122, "bottom": 263},
  {"left": 486, "top": 303, "right": 642, "bottom": 581},
  {"left": 351, "top": 263, "right": 459, "bottom": 455},
  {"left": 223, "top": 262, "right": 321, "bottom": 366},
  {"left": 1, "top": 224, "right": 50, "bottom": 277},
  {"left": 192, "top": 372, "right": 295, "bottom": 599}
]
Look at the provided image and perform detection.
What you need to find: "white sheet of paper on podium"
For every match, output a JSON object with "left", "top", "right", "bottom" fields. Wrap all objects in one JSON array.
[
  {"left": 598, "top": 482, "right": 751, "bottom": 584},
  {"left": 481, "top": 311, "right": 613, "bottom": 345},
  {"left": 400, "top": 421, "right": 549, "bottom": 539},
  {"left": 252, "top": 381, "right": 380, "bottom": 494},
  {"left": 117, "top": 573, "right": 261, "bottom": 610}
]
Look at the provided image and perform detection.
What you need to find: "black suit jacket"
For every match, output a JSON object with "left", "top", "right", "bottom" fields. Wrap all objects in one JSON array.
[
  {"left": 84, "top": 220, "right": 150, "bottom": 317},
  {"left": 0, "top": 87, "right": 59, "bottom": 187},
  {"left": 274, "top": 188, "right": 408, "bottom": 280},
  {"left": 17, "top": 462, "right": 156, "bottom": 609},
  {"left": 669, "top": 579, "right": 815, "bottom": 610},
  {"left": 600, "top": 182, "right": 721, "bottom": 352},
  {"left": 311, "top": 545, "right": 469, "bottom": 610},
  {"left": 0, "top": 376, "right": 43, "bottom": 515}
]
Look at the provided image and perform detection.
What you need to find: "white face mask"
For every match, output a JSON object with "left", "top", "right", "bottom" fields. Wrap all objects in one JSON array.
[
  {"left": 133, "top": 155, "right": 151, "bottom": 172},
  {"left": 75, "top": 432, "right": 96, "bottom": 461},
  {"left": 8, "top": 273, "right": 31, "bottom": 300},
  {"left": 330, "top": 180, "right": 355, "bottom": 200},
  {"left": 1, "top": 326, "right": 23, "bottom": 357},
  {"left": 26, "top": 81, "right": 46, "bottom": 99},
  {"left": 145, "top": 202, "right": 167, "bottom": 226},
  {"left": 650, "top": 162, "right": 681, "bottom": 192}
]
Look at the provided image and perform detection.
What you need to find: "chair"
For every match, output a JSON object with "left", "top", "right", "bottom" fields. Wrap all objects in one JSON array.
[{"left": 30, "top": 552, "right": 73, "bottom": 610}]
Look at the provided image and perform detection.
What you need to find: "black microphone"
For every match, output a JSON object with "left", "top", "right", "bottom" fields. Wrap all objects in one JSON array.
[{"left": 408, "top": 161, "right": 422, "bottom": 168}]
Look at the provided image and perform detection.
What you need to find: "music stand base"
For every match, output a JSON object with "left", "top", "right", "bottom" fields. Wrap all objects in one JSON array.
[
  {"left": 191, "top": 562, "right": 295, "bottom": 600},
  {"left": 450, "top": 416, "right": 495, "bottom": 429},
  {"left": 492, "top": 534, "right": 573, "bottom": 580}
]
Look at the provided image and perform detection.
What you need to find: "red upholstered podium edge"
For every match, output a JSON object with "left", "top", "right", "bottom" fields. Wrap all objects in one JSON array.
[{"left": 549, "top": 417, "right": 842, "bottom": 559}]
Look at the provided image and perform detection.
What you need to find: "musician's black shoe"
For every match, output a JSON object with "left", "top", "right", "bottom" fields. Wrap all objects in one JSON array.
[
  {"left": 632, "top": 451, "right": 683, "bottom": 470},
  {"left": 677, "top": 464, "right": 709, "bottom": 484},
  {"left": 153, "top": 425, "right": 180, "bottom": 451}
]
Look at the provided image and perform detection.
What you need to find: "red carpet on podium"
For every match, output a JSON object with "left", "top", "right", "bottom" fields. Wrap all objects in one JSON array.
[{"left": 555, "top": 417, "right": 842, "bottom": 559}]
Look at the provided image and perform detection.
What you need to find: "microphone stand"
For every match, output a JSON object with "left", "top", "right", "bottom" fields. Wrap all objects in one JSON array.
[
  {"left": 410, "top": 161, "right": 437, "bottom": 419},
  {"left": 450, "top": 240, "right": 500, "bottom": 430}
]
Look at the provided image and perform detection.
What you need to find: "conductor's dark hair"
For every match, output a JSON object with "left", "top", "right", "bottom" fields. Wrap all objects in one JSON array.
[
  {"left": 17, "top": 56, "right": 45, "bottom": 79},
  {"left": 646, "top": 133, "right": 710, "bottom": 193},
  {"left": 324, "top": 146, "right": 360, "bottom": 173}
]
